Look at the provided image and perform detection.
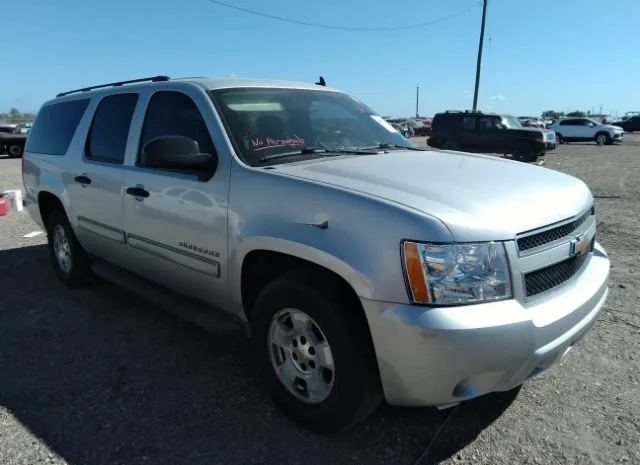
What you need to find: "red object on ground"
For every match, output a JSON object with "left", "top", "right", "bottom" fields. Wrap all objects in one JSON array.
[{"left": 0, "top": 195, "right": 8, "bottom": 216}]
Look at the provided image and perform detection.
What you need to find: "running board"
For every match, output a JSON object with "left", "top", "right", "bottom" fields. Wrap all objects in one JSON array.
[{"left": 90, "top": 257, "right": 247, "bottom": 337}]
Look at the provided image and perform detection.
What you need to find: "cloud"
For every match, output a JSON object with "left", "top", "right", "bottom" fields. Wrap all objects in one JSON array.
[{"left": 490, "top": 93, "right": 507, "bottom": 101}]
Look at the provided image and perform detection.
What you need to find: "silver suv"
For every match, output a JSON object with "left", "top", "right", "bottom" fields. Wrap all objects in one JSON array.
[{"left": 23, "top": 76, "right": 610, "bottom": 433}]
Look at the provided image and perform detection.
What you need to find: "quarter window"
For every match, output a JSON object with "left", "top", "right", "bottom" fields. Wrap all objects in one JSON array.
[
  {"left": 85, "top": 93, "right": 138, "bottom": 164},
  {"left": 25, "top": 99, "right": 90, "bottom": 155}
]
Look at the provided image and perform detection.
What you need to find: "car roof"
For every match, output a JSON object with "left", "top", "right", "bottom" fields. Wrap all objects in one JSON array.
[{"left": 51, "top": 76, "right": 342, "bottom": 104}]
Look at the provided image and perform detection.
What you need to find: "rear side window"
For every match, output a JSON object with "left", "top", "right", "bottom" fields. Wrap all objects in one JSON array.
[
  {"left": 432, "top": 114, "right": 454, "bottom": 130},
  {"left": 25, "top": 99, "right": 90, "bottom": 155},
  {"left": 85, "top": 93, "right": 138, "bottom": 164}
]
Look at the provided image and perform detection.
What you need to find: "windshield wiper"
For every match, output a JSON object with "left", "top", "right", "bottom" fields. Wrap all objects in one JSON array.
[
  {"left": 372, "top": 143, "right": 426, "bottom": 151},
  {"left": 258, "top": 146, "right": 378, "bottom": 164}
]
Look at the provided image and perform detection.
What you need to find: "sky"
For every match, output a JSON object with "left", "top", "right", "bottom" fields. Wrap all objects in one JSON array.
[{"left": 2, "top": 0, "right": 639, "bottom": 118}]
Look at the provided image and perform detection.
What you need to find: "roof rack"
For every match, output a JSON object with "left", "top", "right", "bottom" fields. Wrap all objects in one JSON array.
[
  {"left": 56, "top": 75, "right": 170, "bottom": 97},
  {"left": 445, "top": 109, "right": 483, "bottom": 114}
]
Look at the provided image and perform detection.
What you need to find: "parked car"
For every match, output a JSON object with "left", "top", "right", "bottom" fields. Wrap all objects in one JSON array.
[
  {"left": 427, "top": 110, "right": 556, "bottom": 162},
  {"left": 0, "top": 124, "right": 28, "bottom": 158},
  {"left": 518, "top": 117, "right": 545, "bottom": 128},
  {"left": 549, "top": 118, "right": 624, "bottom": 145},
  {"left": 610, "top": 116, "right": 640, "bottom": 133},
  {"left": 23, "top": 75, "right": 609, "bottom": 433}
]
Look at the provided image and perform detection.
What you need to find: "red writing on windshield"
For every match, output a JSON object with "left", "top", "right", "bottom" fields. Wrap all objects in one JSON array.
[{"left": 251, "top": 135, "right": 304, "bottom": 151}]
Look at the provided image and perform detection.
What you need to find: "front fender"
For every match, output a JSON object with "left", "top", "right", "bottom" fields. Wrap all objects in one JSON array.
[{"left": 229, "top": 229, "right": 375, "bottom": 310}]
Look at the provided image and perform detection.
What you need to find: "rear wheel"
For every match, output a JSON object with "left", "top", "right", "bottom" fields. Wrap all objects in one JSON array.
[
  {"left": 7, "top": 144, "right": 23, "bottom": 158},
  {"left": 46, "top": 209, "right": 95, "bottom": 286},
  {"left": 251, "top": 271, "right": 382, "bottom": 433}
]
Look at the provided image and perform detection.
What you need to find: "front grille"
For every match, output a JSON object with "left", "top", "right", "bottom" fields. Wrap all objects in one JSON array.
[
  {"left": 517, "top": 208, "right": 593, "bottom": 252},
  {"left": 524, "top": 250, "right": 591, "bottom": 297}
]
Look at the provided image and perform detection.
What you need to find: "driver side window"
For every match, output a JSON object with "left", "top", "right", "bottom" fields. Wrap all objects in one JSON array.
[{"left": 138, "top": 91, "right": 216, "bottom": 167}]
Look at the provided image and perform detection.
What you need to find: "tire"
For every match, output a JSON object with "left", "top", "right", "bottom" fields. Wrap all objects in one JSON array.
[
  {"left": 251, "top": 271, "right": 382, "bottom": 433},
  {"left": 555, "top": 133, "right": 564, "bottom": 144},
  {"left": 512, "top": 140, "right": 536, "bottom": 162},
  {"left": 46, "top": 209, "right": 95, "bottom": 286},
  {"left": 595, "top": 132, "right": 611, "bottom": 146},
  {"left": 7, "top": 144, "right": 23, "bottom": 158},
  {"left": 442, "top": 139, "right": 458, "bottom": 150}
]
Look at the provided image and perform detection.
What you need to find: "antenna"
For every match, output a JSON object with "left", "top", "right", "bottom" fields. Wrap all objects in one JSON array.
[{"left": 315, "top": 76, "right": 326, "bottom": 86}]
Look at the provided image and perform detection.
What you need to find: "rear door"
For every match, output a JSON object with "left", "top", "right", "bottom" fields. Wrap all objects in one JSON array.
[
  {"left": 456, "top": 115, "right": 478, "bottom": 151},
  {"left": 122, "top": 87, "right": 230, "bottom": 308},
  {"left": 66, "top": 93, "right": 138, "bottom": 267}
]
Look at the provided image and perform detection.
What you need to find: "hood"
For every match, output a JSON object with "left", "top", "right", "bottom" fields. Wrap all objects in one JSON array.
[
  {"left": 274, "top": 150, "right": 593, "bottom": 242},
  {"left": 603, "top": 124, "right": 623, "bottom": 131},
  {"left": 512, "top": 127, "right": 552, "bottom": 134}
]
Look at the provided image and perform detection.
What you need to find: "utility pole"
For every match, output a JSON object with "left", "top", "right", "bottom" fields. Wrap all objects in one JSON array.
[
  {"left": 415, "top": 86, "right": 420, "bottom": 117},
  {"left": 472, "top": 0, "right": 488, "bottom": 111}
]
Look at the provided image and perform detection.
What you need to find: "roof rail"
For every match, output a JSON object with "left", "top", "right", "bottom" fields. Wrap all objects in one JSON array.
[{"left": 56, "top": 75, "right": 170, "bottom": 97}]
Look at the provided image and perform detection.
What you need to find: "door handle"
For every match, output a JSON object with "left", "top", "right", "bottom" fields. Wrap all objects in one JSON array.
[
  {"left": 126, "top": 186, "right": 150, "bottom": 198},
  {"left": 74, "top": 175, "right": 92, "bottom": 185}
]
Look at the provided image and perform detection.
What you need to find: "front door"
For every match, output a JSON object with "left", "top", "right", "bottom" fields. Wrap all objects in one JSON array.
[
  {"left": 67, "top": 93, "right": 139, "bottom": 268},
  {"left": 123, "top": 88, "right": 230, "bottom": 309},
  {"left": 475, "top": 115, "right": 509, "bottom": 153}
]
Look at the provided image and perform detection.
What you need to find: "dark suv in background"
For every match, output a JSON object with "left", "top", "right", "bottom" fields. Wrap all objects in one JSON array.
[
  {"left": 427, "top": 110, "right": 556, "bottom": 162},
  {"left": 613, "top": 116, "right": 640, "bottom": 133}
]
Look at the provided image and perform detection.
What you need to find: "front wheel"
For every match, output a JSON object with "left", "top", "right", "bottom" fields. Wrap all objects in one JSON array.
[
  {"left": 251, "top": 272, "right": 382, "bottom": 433},
  {"left": 512, "top": 141, "right": 536, "bottom": 162},
  {"left": 7, "top": 144, "right": 23, "bottom": 158},
  {"left": 595, "top": 132, "right": 611, "bottom": 146},
  {"left": 442, "top": 139, "right": 458, "bottom": 150}
]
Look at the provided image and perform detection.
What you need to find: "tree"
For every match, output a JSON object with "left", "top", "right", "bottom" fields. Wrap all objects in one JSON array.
[
  {"left": 567, "top": 110, "right": 587, "bottom": 117},
  {"left": 541, "top": 110, "right": 565, "bottom": 119}
]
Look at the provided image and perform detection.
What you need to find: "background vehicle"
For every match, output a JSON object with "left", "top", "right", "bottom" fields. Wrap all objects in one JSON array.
[
  {"left": 428, "top": 110, "right": 555, "bottom": 162},
  {"left": 610, "top": 116, "right": 640, "bottom": 133},
  {"left": 0, "top": 124, "right": 27, "bottom": 158},
  {"left": 549, "top": 118, "right": 624, "bottom": 145}
]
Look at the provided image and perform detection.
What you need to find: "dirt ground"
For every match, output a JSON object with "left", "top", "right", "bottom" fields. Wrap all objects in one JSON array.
[{"left": 0, "top": 136, "right": 638, "bottom": 465}]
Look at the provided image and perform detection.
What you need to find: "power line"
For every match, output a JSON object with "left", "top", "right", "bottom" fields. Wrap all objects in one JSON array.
[{"left": 200, "top": 0, "right": 480, "bottom": 31}]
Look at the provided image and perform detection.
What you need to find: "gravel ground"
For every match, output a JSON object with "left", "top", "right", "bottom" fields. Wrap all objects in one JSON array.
[{"left": 0, "top": 137, "right": 638, "bottom": 465}]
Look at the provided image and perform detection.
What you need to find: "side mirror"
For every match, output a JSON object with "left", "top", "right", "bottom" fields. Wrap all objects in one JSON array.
[{"left": 140, "top": 135, "right": 217, "bottom": 173}]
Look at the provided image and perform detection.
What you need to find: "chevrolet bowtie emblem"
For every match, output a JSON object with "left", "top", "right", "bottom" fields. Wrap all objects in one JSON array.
[{"left": 570, "top": 234, "right": 591, "bottom": 256}]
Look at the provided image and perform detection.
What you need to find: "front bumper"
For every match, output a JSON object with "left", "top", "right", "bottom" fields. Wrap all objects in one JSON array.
[
  {"left": 362, "top": 242, "right": 610, "bottom": 407},
  {"left": 533, "top": 141, "right": 556, "bottom": 154},
  {"left": 613, "top": 132, "right": 624, "bottom": 141}
]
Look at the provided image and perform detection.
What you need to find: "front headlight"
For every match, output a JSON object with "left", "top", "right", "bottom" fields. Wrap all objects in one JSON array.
[{"left": 402, "top": 241, "right": 512, "bottom": 305}]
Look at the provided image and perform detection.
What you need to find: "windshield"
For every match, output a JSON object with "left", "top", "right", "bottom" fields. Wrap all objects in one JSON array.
[
  {"left": 209, "top": 88, "right": 412, "bottom": 166},
  {"left": 502, "top": 116, "right": 523, "bottom": 129}
]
